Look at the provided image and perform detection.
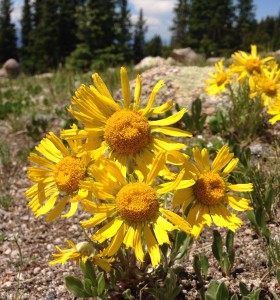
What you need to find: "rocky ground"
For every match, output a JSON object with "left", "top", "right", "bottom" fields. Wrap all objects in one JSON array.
[{"left": 0, "top": 65, "right": 280, "bottom": 299}]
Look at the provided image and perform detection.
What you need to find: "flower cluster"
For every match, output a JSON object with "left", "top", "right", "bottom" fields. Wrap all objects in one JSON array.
[
  {"left": 25, "top": 66, "right": 253, "bottom": 271},
  {"left": 205, "top": 45, "right": 280, "bottom": 124}
]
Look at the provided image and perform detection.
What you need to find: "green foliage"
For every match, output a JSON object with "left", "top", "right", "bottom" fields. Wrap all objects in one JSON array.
[
  {"left": 133, "top": 8, "right": 147, "bottom": 63},
  {"left": 170, "top": 0, "right": 190, "bottom": 48},
  {"left": 209, "top": 109, "right": 230, "bottom": 136},
  {"left": 65, "top": 260, "right": 108, "bottom": 299},
  {"left": 146, "top": 270, "right": 182, "bottom": 300},
  {"left": 0, "top": 0, "right": 17, "bottom": 63},
  {"left": 26, "top": 114, "right": 49, "bottom": 141},
  {"left": 212, "top": 230, "right": 235, "bottom": 276},
  {"left": 145, "top": 35, "right": 163, "bottom": 57},
  {"left": 178, "top": 97, "right": 207, "bottom": 134}
]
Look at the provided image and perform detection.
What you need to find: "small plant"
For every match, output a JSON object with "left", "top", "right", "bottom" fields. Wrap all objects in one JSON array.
[
  {"left": 65, "top": 261, "right": 108, "bottom": 299},
  {"left": 193, "top": 253, "right": 209, "bottom": 299},
  {"left": 177, "top": 97, "right": 207, "bottom": 134},
  {"left": 212, "top": 230, "right": 235, "bottom": 276}
]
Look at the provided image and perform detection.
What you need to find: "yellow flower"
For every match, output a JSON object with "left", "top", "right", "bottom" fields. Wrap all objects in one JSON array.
[
  {"left": 61, "top": 67, "right": 192, "bottom": 176},
  {"left": 173, "top": 146, "right": 253, "bottom": 238},
  {"left": 205, "top": 60, "right": 231, "bottom": 95},
  {"left": 267, "top": 97, "right": 280, "bottom": 124},
  {"left": 230, "top": 45, "right": 274, "bottom": 84},
  {"left": 80, "top": 153, "right": 194, "bottom": 267},
  {"left": 25, "top": 129, "right": 91, "bottom": 221},
  {"left": 249, "top": 62, "right": 280, "bottom": 106},
  {"left": 49, "top": 240, "right": 113, "bottom": 272}
]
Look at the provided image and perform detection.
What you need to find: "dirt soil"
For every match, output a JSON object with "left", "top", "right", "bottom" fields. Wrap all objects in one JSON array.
[{"left": 1, "top": 65, "right": 280, "bottom": 299}]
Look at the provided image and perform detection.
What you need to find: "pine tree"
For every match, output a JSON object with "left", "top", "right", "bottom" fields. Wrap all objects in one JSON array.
[
  {"left": 115, "top": 0, "right": 132, "bottom": 63},
  {"left": 170, "top": 0, "right": 190, "bottom": 48},
  {"left": 133, "top": 9, "right": 147, "bottom": 63},
  {"left": 57, "top": 0, "right": 80, "bottom": 64},
  {"left": 28, "top": 0, "right": 59, "bottom": 73},
  {"left": 188, "top": 0, "right": 236, "bottom": 56},
  {"left": 236, "top": 0, "right": 257, "bottom": 49},
  {"left": 68, "top": 0, "right": 117, "bottom": 70},
  {"left": 20, "top": 0, "right": 32, "bottom": 70},
  {"left": 0, "top": 0, "right": 17, "bottom": 63},
  {"left": 145, "top": 35, "right": 163, "bottom": 57}
]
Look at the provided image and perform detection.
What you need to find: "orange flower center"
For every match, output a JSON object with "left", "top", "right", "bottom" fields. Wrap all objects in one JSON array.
[
  {"left": 193, "top": 172, "right": 225, "bottom": 206},
  {"left": 246, "top": 58, "right": 261, "bottom": 73},
  {"left": 264, "top": 80, "right": 277, "bottom": 97},
  {"left": 104, "top": 110, "right": 150, "bottom": 154},
  {"left": 54, "top": 156, "right": 85, "bottom": 194},
  {"left": 116, "top": 183, "right": 158, "bottom": 222},
  {"left": 216, "top": 72, "right": 227, "bottom": 86}
]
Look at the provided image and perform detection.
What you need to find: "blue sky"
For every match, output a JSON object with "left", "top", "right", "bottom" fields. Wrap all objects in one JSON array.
[{"left": 11, "top": 0, "right": 280, "bottom": 44}]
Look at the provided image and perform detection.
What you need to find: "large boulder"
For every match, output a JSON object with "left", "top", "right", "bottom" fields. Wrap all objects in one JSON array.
[
  {"left": 2, "top": 58, "right": 20, "bottom": 78},
  {"left": 172, "top": 47, "right": 200, "bottom": 63},
  {"left": 0, "top": 68, "right": 8, "bottom": 78},
  {"left": 134, "top": 56, "right": 175, "bottom": 70}
]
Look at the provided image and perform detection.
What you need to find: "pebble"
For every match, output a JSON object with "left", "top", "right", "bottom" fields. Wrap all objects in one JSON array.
[{"left": 33, "top": 267, "right": 41, "bottom": 274}]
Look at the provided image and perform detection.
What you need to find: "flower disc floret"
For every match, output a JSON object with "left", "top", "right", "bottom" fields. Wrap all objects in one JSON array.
[
  {"left": 104, "top": 109, "right": 150, "bottom": 154},
  {"left": 193, "top": 172, "right": 225, "bottom": 206},
  {"left": 246, "top": 58, "right": 261, "bottom": 73},
  {"left": 264, "top": 81, "right": 277, "bottom": 97},
  {"left": 54, "top": 156, "right": 85, "bottom": 194},
  {"left": 216, "top": 72, "right": 228, "bottom": 86},
  {"left": 116, "top": 182, "right": 158, "bottom": 222}
]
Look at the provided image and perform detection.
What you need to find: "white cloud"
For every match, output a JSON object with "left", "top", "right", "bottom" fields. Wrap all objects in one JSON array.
[{"left": 129, "top": 0, "right": 175, "bottom": 43}]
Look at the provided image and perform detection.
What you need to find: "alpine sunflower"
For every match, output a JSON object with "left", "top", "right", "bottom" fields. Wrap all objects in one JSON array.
[
  {"left": 61, "top": 67, "right": 192, "bottom": 176},
  {"left": 267, "top": 97, "right": 280, "bottom": 124},
  {"left": 173, "top": 146, "right": 253, "bottom": 238},
  {"left": 25, "top": 128, "right": 91, "bottom": 221},
  {"left": 205, "top": 60, "right": 231, "bottom": 95},
  {"left": 249, "top": 62, "right": 280, "bottom": 106},
  {"left": 79, "top": 153, "right": 194, "bottom": 267},
  {"left": 230, "top": 45, "right": 274, "bottom": 84},
  {"left": 49, "top": 239, "right": 113, "bottom": 272}
]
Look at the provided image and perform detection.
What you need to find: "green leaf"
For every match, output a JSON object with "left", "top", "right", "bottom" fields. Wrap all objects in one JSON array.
[
  {"left": 239, "top": 282, "right": 250, "bottom": 296},
  {"left": 205, "top": 280, "right": 219, "bottom": 300},
  {"left": 264, "top": 188, "right": 275, "bottom": 217},
  {"left": 199, "top": 253, "right": 209, "bottom": 279},
  {"left": 64, "top": 276, "right": 91, "bottom": 298},
  {"left": 84, "top": 278, "right": 95, "bottom": 296},
  {"left": 277, "top": 269, "right": 280, "bottom": 284},
  {"left": 221, "top": 255, "right": 231, "bottom": 276},
  {"left": 122, "top": 289, "right": 134, "bottom": 299},
  {"left": 80, "top": 260, "right": 97, "bottom": 284},
  {"left": 226, "top": 231, "right": 235, "bottom": 266},
  {"left": 246, "top": 211, "right": 258, "bottom": 229},
  {"left": 231, "top": 294, "right": 238, "bottom": 300},
  {"left": 216, "top": 282, "right": 229, "bottom": 300},
  {"left": 193, "top": 255, "right": 203, "bottom": 283},
  {"left": 212, "top": 230, "right": 223, "bottom": 261},
  {"left": 97, "top": 272, "right": 105, "bottom": 296}
]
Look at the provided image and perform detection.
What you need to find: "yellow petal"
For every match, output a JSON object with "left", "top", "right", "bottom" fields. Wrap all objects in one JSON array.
[
  {"left": 121, "top": 67, "right": 131, "bottom": 108},
  {"left": 156, "top": 169, "right": 186, "bottom": 194},
  {"left": 80, "top": 213, "right": 111, "bottom": 229},
  {"left": 159, "top": 208, "right": 191, "bottom": 234},
  {"left": 133, "top": 74, "right": 142, "bottom": 110},
  {"left": 211, "top": 146, "right": 234, "bottom": 173},
  {"left": 134, "top": 223, "right": 144, "bottom": 262},
  {"left": 123, "top": 224, "right": 136, "bottom": 248},
  {"left": 153, "top": 137, "right": 186, "bottom": 151},
  {"left": 35, "top": 191, "right": 60, "bottom": 217},
  {"left": 151, "top": 100, "right": 174, "bottom": 115},
  {"left": 93, "top": 218, "right": 124, "bottom": 242},
  {"left": 46, "top": 196, "right": 68, "bottom": 222},
  {"left": 143, "top": 224, "right": 160, "bottom": 267},
  {"left": 81, "top": 199, "right": 116, "bottom": 213},
  {"left": 61, "top": 201, "right": 79, "bottom": 218},
  {"left": 228, "top": 183, "right": 253, "bottom": 192},
  {"left": 226, "top": 195, "right": 252, "bottom": 211},
  {"left": 222, "top": 158, "right": 239, "bottom": 176},
  {"left": 153, "top": 218, "right": 170, "bottom": 245},
  {"left": 141, "top": 80, "right": 165, "bottom": 116},
  {"left": 150, "top": 126, "right": 192, "bottom": 137},
  {"left": 149, "top": 108, "right": 187, "bottom": 126},
  {"left": 103, "top": 223, "right": 126, "bottom": 256}
]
